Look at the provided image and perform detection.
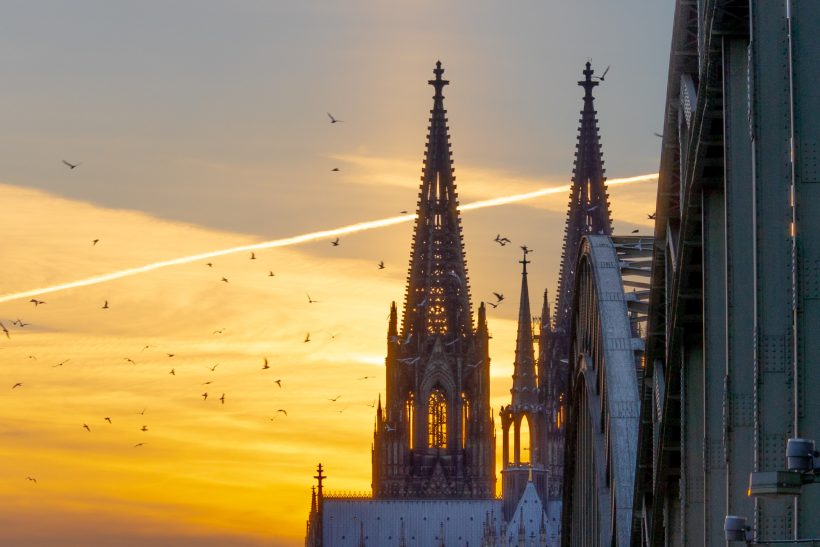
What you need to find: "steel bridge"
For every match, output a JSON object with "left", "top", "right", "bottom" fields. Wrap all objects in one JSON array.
[{"left": 560, "top": 1, "right": 820, "bottom": 545}]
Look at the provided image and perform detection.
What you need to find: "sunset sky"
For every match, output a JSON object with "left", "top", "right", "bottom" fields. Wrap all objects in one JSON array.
[{"left": 2, "top": 2, "right": 671, "bottom": 545}]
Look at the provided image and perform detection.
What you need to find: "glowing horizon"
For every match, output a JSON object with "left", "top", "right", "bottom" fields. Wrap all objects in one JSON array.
[{"left": 0, "top": 173, "right": 656, "bottom": 305}]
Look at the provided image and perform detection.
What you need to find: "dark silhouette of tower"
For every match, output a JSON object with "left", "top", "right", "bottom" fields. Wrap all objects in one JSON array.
[
  {"left": 542, "top": 62, "right": 612, "bottom": 499},
  {"left": 500, "top": 250, "right": 548, "bottom": 518},
  {"left": 372, "top": 61, "right": 495, "bottom": 499}
]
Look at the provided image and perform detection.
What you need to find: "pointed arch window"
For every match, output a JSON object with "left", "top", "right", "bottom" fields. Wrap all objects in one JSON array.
[
  {"left": 428, "top": 388, "right": 447, "bottom": 448},
  {"left": 406, "top": 393, "right": 415, "bottom": 449},
  {"left": 461, "top": 392, "right": 470, "bottom": 449}
]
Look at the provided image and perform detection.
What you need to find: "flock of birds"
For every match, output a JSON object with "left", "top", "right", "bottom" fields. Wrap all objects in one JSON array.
[{"left": 9, "top": 108, "right": 653, "bottom": 487}]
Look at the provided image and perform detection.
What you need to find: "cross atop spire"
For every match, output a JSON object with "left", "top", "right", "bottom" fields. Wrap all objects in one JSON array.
[
  {"left": 313, "top": 463, "right": 326, "bottom": 496},
  {"left": 519, "top": 249, "right": 531, "bottom": 275},
  {"left": 428, "top": 60, "right": 449, "bottom": 100},
  {"left": 579, "top": 61, "right": 599, "bottom": 99}
]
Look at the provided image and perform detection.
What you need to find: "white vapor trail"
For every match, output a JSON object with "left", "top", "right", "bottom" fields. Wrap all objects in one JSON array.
[{"left": 0, "top": 173, "right": 657, "bottom": 304}]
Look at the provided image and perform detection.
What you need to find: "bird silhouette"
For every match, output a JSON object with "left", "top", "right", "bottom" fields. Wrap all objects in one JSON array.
[
  {"left": 134, "top": 443, "right": 144, "bottom": 448},
  {"left": 268, "top": 271, "right": 275, "bottom": 277},
  {"left": 169, "top": 368, "right": 175, "bottom": 375},
  {"left": 12, "top": 382, "right": 22, "bottom": 389},
  {"left": 83, "top": 424, "right": 91, "bottom": 432},
  {"left": 102, "top": 300, "right": 109, "bottom": 309},
  {"left": 92, "top": 239, "right": 99, "bottom": 246},
  {"left": 487, "top": 301, "right": 499, "bottom": 309},
  {"left": 306, "top": 293, "right": 318, "bottom": 304},
  {"left": 277, "top": 409, "right": 288, "bottom": 416},
  {"left": 358, "top": 376, "right": 374, "bottom": 380},
  {"left": 378, "top": 261, "right": 385, "bottom": 270},
  {"left": 221, "top": 277, "right": 229, "bottom": 283},
  {"left": 327, "top": 112, "right": 343, "bottom": 124},
  {"left": 209, "top": 364, "right": 219, "bottom": 372},
  {"left": 104, "top": 417, "right": 112, "bottom": 424},
  {"left": 202, "top": 392, "right": 208, "bottom": 401},
  {"left": 262, "top": 358, "right": 270, "bottom": 370},
  {"left": 494, "top": 234, "right": 511, "bottom": 246},
  {"left": 648, "top": 212, "right": 656, "bottom": 220},
  {"left": 0, "top": 321, "right": 9, "bottom": 339},
  {"left": 492, "top": 292, "right": 505, "bottom": 302},
  {"left": 653, "top": 132, "right": 663, "bottom": 138},
  {"left": 166, "top": 353, "right": 175, "bottom": 358},
  {"left": 520, "top": 245, "right": 534, "bottom": 254},
  {"left": 331, "top": 167, "right": 340, "bottom": 172},
  {"left": 124, "top": 357, "right": 136, "bottom": 365},
  {"left": 250, "top": 252, "right": 256, "bottom": 260},
  {"left": 62, "top": 160, "right": 81, "bottom": 170},
  {"left": 53, "top": 359, "right": 70, "bottom": 368},
  {"left": 304, "top": 333, "right": 311, "bottom": 343},
  {"left": 141, "top": 345, "right": 154, "bottom": 352},
  {"left": 631, "top": 229, "right": 639, "bottom": 234},
  {"left": 29, "top": 299, "right": 45, "bottom": 307},
  {"left": 275, "top": 379, "right": 282, "bottom": 388},
  {"left": 12, "top": 319, "right": 29, "bottom": 327},
  {"left": 138, "top": 407, "right": 146, "bottom": 415},
  {"left": 329, "top": 395, "right": 341, "bottom": 402},
  {"left": 385, "top": 425, "right": 396, "bottom": 432},
  {"left": 219, "top": 393, "right": 226, "bottom": 405},
  {"left": 331, "top": 237, "right": 340, "bottom": 246},
  {"left": 593, "top": 65, "right": 610, "bottom": 81},
  {"left": 206, "top": 262, "right": 213, "bottom": 267},
  {"left": 368, "top": 400, "right": 376, "bottom": 408},
  {"left": 26, "top": 476, "right": 37, "bottom": 483},
  {"left": 212, "top": 328, "right": 224, "bottom": 334},
  {"left": 400, "top": 210, "right": 408, "bottom": 214},
  {"left": 140, "top": 425, "right": 148, "bottom": 432}
]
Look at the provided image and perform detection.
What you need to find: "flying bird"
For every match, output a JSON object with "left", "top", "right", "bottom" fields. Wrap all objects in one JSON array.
[
  {"left": 653, "top": 132, "right": 663, "bottom": 138},
  {"left": 12, "top": 382, "right": 22, "bottom": 389},
  {"left": 213, "top": 328, "right": 225, "bottom": 334},
  {"left": 134, "top": 443, "right": 145, "bottom": 448},
  {"left": 202, "top": 392, "right": 208, "bottom": 401},
  {"left": 140, "top": 425, "right": 148, "bottom": 432},
  {"left": 329, "top": 395, "right": 341, "bottom": 402},
  {"left": 593, "top": 65, "right": 610, "bottom": 81},
  {"left": 586, "top": 204, "right": 600, "bottom": 212},
  {"left": 492, "top": 292, "right": 505, "bottom": 302},
  {"left": 494, "top": 234, "right": 511, "bottom": 246},
  {"left": 26, "top": 476, "right": 37, "bottom": 483},
  {"left": 275, "top": 379, "right": 282, "bottom": 388},
  {"left": 92, "top": 239, "right": 99, "bottom": 246},
  {"left": 13, "top": 319, "right": 30, "bottom": 327},
  {"left": 250, "top": 252, "right": 256, "bottom": 260},
  {"left": 0, "top": 321, "right": 9, "bottom": 339},
  {"left": 331, "top": 167, "right": 340, "bottom": 172},
  {"left": 141, "top": 345, "right": 154, "bottom": 352},
  {"left": 648, "top": 212, "right": 656, "bottom": 220},
  {"left": 29, "top": 299, "right": 45, "bottom": 307},
  {"left": 385, "top": 425, "right": 396, "bottom": 432},
  {"left": 368, "top": 400, "right": 376, "bottom": 408},
  {"left": 631, "top": 229, "right": 639, "bottom": 234},
  {"left": 62, "top": 160, "right": 81, "bottom": 170},
  {"left": 487, "top": 301, "right": 499, "bottom": 309},
  {"left": 327, "top": 112, "right": 343, "bottom": 124},
  {"left": 277, "top": 409, "right": 288, "bottom": 416},
  {"left": 357, "top": 376, "right": 374, "bottom": 380},
  {"left": 268, "top": 271, "right": 275, "bottom": 277},
  {"left": 262, "top": 358, "right": 270, "bottom": 369},
  {"left": 221, "top": 277, "right": 229, "bottom": 283},
  {"left": 124, "top": 357, "right": 136, "bottom": 365},
  {"left": 219, "top": 393, "right": 225, "bottom": 405},
  {"left": 400, "top": 210, "right": 408, "bottom": 214},
  {"left": 331, "top": 237, "right": 340, "bottom": 246},
  {"left": 138, "top": 407, "right": 146, "bottom": 415},
  {"left": 83, "top": 424, "right": 91, "bottom": 432},
  {"left": 304, "top": 333, "right": 311, "bottom": 343},
  {"left": 466, "top": 360, "right": 484, "bottom": 369},
  {"left": 104, "top": 417, "right": 112, "bottom": 424},
  {"left": 520, "top": 245, "right": 533, "bottom": 254},
  {"left": 206, "top": 262, "right": 213, "bottom": 267},
  {"left": 53, "top": 359, "right": 70, "bottom": 367},
  {"left": 169, "top": 368, "right": 175, "bottom": 375},
  {"left": 166, "top": 353, "right": 175, "bottom": 358},
  {"left": 209, "top": 364, "right": 219, "bottom": 372},
  {"left": 102, "top": 300, "right": 109, "bottom": 309},
  {"left": 378, "top": 261, "right": 385, "bottom": 270},
  {"left": 306, "top": 293, "right": 318, "bottom": 304}
]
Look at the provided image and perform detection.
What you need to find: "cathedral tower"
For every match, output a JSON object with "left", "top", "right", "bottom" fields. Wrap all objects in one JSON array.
[
  {"left": 372, "top": 61, "right": 495, "bottom": 499},
  {"left": 542, "top": 61, "right": 613, "bottom": 500},
  {"left": 501, "top": 251, "right": 548, "bottom": 518}
]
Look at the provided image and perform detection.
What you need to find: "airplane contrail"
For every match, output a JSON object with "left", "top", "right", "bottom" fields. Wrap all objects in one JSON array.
[{"left": 0, "top": 173, "right": 657, "bottom": 304}]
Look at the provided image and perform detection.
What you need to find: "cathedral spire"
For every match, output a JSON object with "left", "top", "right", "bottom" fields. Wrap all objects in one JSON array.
[
  {"left": 554, "top": 61, "right": 612, "bottom": 335},
  {"left": 511, "top": 251, "right": 537, "bottom": 407},
  {"left": 402, "top": 60, "right": 473, "bottom": 340}
]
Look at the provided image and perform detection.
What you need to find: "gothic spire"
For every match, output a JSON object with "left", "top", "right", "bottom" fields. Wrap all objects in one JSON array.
[
  {"left": 553, "top": 61, "right": 612, "bottom": 334},
  {"left": 511, "top": 250, "right": 537, "bottom": 407},
  {"left": 402, "top": 61, "right": 473, "bottom": 340}
]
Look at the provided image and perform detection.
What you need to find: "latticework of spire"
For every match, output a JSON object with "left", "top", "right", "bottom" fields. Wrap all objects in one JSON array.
[
  {"left": 511, "top": 251, "right": 537, "bottom": 408},
  {"left": 401, "top": 61, "right": 473, "bottom": 341},
  {"left": 553, "top": 61, "right": 612, "bottom": 334}
]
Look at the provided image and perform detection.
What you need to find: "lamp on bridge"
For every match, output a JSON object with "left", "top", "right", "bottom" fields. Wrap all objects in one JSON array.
[{"left": 747, "top": 438, "right": 819, "bottom": 497}]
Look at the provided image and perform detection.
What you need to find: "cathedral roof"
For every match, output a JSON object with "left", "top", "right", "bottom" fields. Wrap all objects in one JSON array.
[
  {"left": 504, "top": 478, "right": 560, "bottom": 546},
  {"left": 321, "top": 498, "right": 502, "bottom": 546}
]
